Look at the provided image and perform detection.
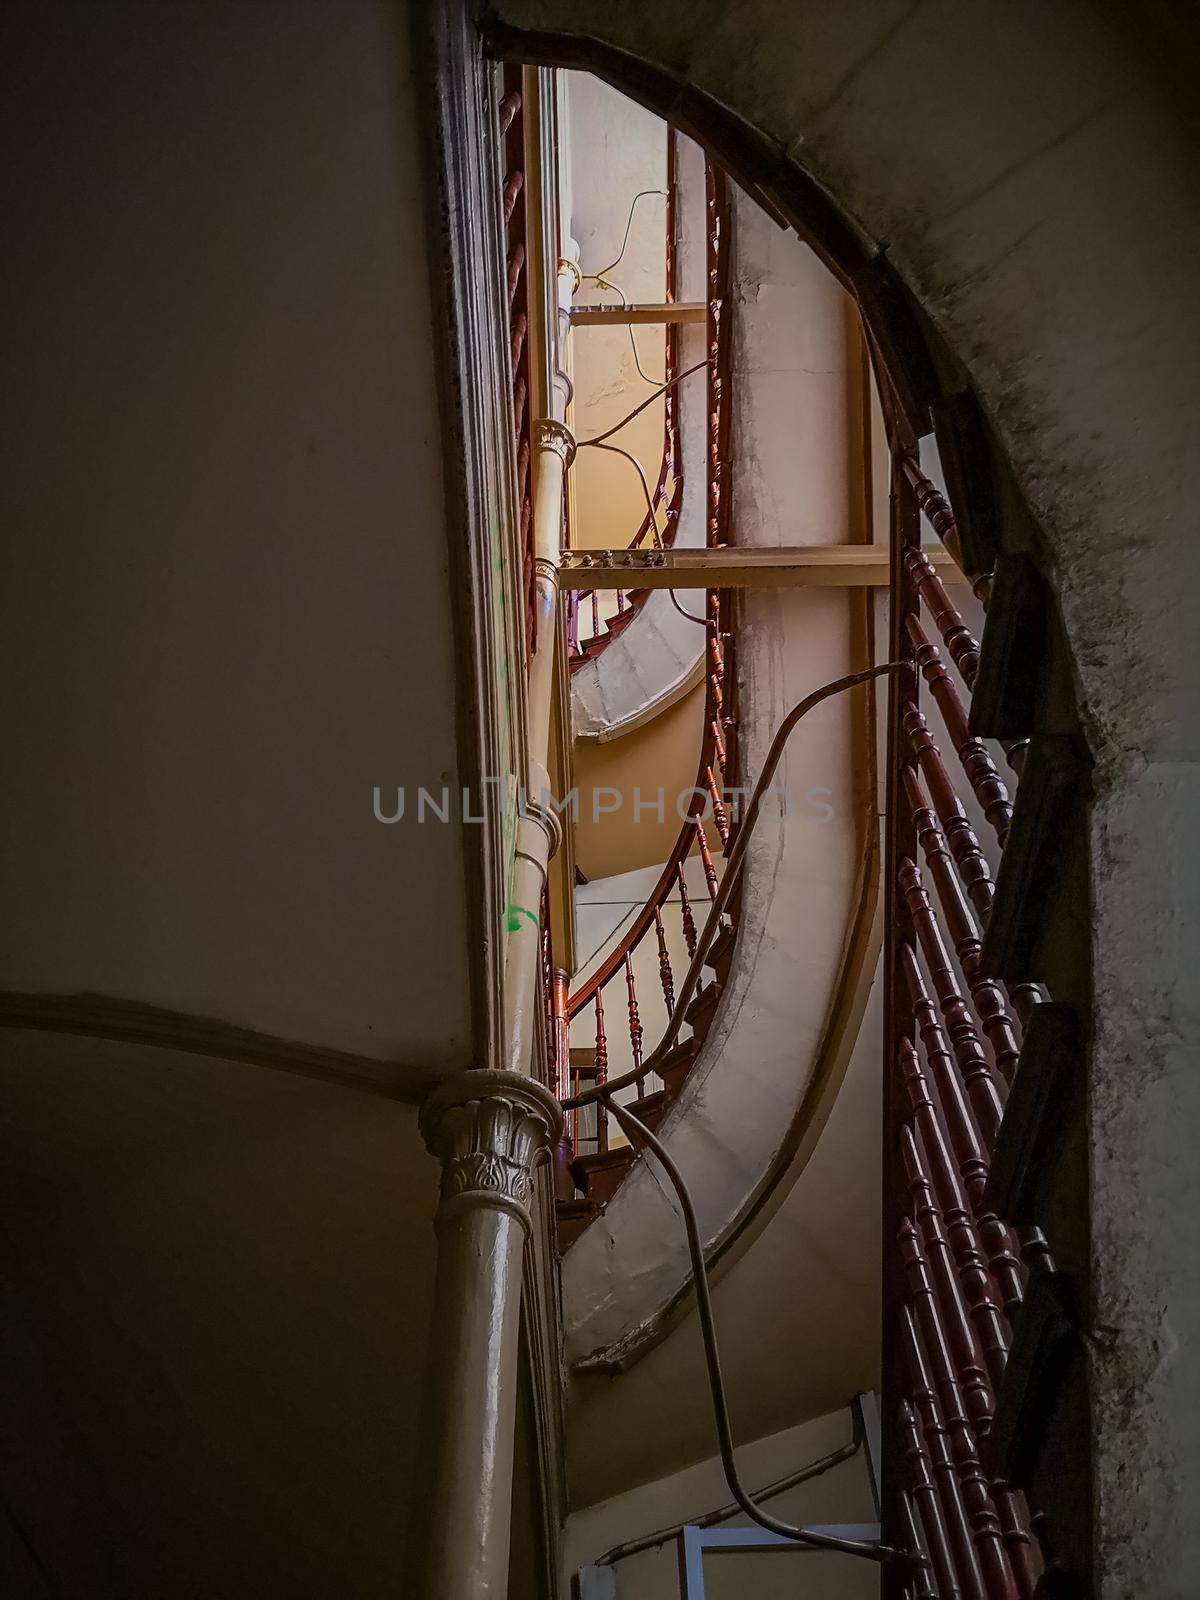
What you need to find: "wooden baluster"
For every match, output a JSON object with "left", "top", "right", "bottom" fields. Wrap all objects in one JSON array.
[
  {"left": 900, "top": 1490, "right": 940, "bottom": 1600},
  {"left": 900, "top": 1311, "right": 989, "bottom": 1600},
  {"left": 903, "top": 1123, "right": 996, "bottom": 1431},
  {"left": 898, "top": 1397, "right": 965, "bottom": 1600},
  {"left": 708, "top": 668, "right": 724, "bottom": 719},
  {"left": 993, "top": 1483, "right": 1040, "bottom": 1600},
  {"left": 501, "top": 167, "right": 524, "bottom": 223},
  {"left": 904, "top": 543, "right": 1027, "bottom": 776},
  {"left": 901, "top": 456, "right": 963, "bottom": 565},
  {"left": 902, "top": 945, "right": 988, "bottom": 1208},
  {"left": 497, "top": 89, "right": 522, "bottom": 136},
  {"left": 905, "top": 545, "right": 981, "bottom": 686},
  {"left": 899, "top": 1250, "right": 1017, "bottom": 1600},
  {"left": 1015, "top": 1226, "right": 1056, "bottom": 1281},
  {"left": 677, "top": 864, "right": 698, "bottom": 958},
  {"left": 705, "top": 766, "right": 730, "bottom": 848},
  {"left": 710, "top": 716, "right": 727, "bottom": 771},
  {"left": 567, "top": 590, "right": 580, "bottom": 656},
  {"left": 593, "top": 989, "right": 608, "bottom": 1154},
  {"left": 903, "top": 701, "right": 994, "bottom": 922},
  {"left": 552, "top": 968, "right": 570, "bottom": 1106},
  {"left": 900, "top": 857, "right": 1005, "bottom": 1145},
  {"left": 506, "top": 241, "right": 525, "bottom": 308},
  {"left": 509, "top": 309, "right": 527, "bottom": 373},
  {"left": 902, "top": 947, "right": 1025, "bottom": 1320},
  {"left": 899, "top": 1039, "right": 1010, "bottom": 1387},
  {"left": 694, "top": 816, "right": 719, "bottom": 900},
  {"left": 654, "top": 908, "right": 675, "bottom": 1018},
  {"left": 906, "top": 766, "right": 1021, "bottom": 1083},
  {"left": 907, "top": 612, "right": 1012, "bottom": 845},
  {"left": 590, "top": 590, "right": 600, "bottom": 635},
  {"left": 624, "top": 953, "right": 643, "bottom": 1089},
  {"left": 570, "top": 1064, "right": 580, "bottom": 1163},
  {"left": 708, "top": 626, "right": 724, "bottom": 678}
]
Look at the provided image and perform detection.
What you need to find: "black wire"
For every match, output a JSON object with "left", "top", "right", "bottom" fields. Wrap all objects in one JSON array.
[{"left": 599, "top": 1093, "right": 898, "bottom": 1566}]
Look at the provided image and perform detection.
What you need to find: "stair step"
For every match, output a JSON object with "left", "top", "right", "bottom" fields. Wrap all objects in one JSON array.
[
  {"left": 571, "top": 1144, "right": 635, "bottom": 1206},
  {"left": 684, "top": 977, "right": 721, "bottom": 1042},
  {"left": 706, "top": 922, "right": 737, "bottom": 984},
  {"left": 605, "top": 604, "right": 639, "bottom": 639},
  {"left": 624, "top": 1088, "right": 668, "bottom": 1136},
  {"left": 659, "top": 1038, "right": 699, "bottom": 1102},
  {"left": 555, "top": 1196, "right": 598, "bottom": 1251}
]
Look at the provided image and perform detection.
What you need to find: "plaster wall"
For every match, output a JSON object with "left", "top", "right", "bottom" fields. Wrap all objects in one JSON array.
[
  {"left": 0, "top": 1028, "right": 439, "bottom": 1596},
  {"left": 0, "top": 0, "right": 472, "bottom": 1066},
  {"left": 564, "top": 1404, "right": 878, "bottom": 1598}
]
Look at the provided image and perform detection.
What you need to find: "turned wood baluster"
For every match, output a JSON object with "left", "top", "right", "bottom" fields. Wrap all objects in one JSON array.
[
  {"left": 654, "top": 907, "right": 675, "bottom": 1018},
  {"left": 902, "top": 945, "right": 988, "bottom": 1209},
  {"left": 705, "top": 766, "right": 730, "bottom": 848},
  {"left": 506, "top": 241, "right": 525, "bottom": 309},
  {"left": 708, "top": 626, "right": 724, "bottom": 678},
  {"left": 900, "top": 857, "right": 1005, "bottom": 1145},
  {"left": 901, "top": 457, "right": 961, "bottom": 562},
  {"left": 593, "top": 988, "right": 608, "bottom": 1154},
  {"left": 903, "top": 701, "right": 995, "bottom": 922},
  {"left": 497, "top": 88, "right": 521, "bottom": 135},
  {"left": 904, "top": 542, "right": 1028, "bottom": 777},
  {"left": 907, "top": 613, "right": 1012, "bottom": 846},
  {"left": 709, "top": 673, "right": 725, "bottom": 733},
  {"left": 694, "top": 816, "right": 719, "bottom": 900},
  {"left": 900, "top": 1252, "right": 1017, "bottom": 1600},
  {"left": 501, "top": 167, "right": 524, "bottom": 224},
  {"left": 903, "top": 947, "right": 1025, "bottom": 1320},
  {"left": 903, "top": 1123, "right": 996, "bottom": 1430},
  {"left": 905, "top": 545, "right": 981, "bottom": 685},
  {"left": 616, "top": 588, "right": 627, "bottom": 614},
  {"left": 905, "top": 766, "right": 1021, "bottom": 1083},
  {"left": 710, "top": 716, "right": 727, "bottom": 771},
  {"left": 677, "top": 865, "right": 698, "bottom": 958},
  {"left": 624, "top": 953, "right": 643, "bottom": 1088},
  {"left": 992, "top": 1483, "right": 1040, "bottom": 1600},
  {"left": 590, "top": 590, "right": 600, "bottom": 635},
  {"left": 510, "top": 309, "right": 527, "bottom": 375},
  {"left": 900, "top": 1486, "right": 940, "bottom": 1600},
  {"left": 898, "top": 1397, "right": 965, "bottom": 1600},
  {"left": 567, "top": 591, "right": 580, "bottom": 656},
  {"left": 900, "top": 1310, "right": 989, "bottom": 1600},
  {"left": 899, "top": 1039, "right": 1010, "bottom": 1387}
]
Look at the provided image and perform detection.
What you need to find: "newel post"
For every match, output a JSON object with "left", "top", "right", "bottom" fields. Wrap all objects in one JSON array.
[{"left": 414, "top": 1070, "right": 563, "bottom": 1598}]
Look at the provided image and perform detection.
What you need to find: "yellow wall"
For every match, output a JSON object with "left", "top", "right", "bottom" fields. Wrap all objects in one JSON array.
[{"left": 573, "top": 681, "right": 710, "bottom": 880}]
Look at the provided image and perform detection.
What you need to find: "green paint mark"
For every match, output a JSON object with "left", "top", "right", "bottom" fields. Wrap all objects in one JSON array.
[{"left": 505, "top": 903, "right": 539, "bottom": 933}]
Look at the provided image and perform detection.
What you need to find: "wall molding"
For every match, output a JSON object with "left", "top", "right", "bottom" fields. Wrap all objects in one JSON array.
[{"left": 0, "top": 992, "right": 441, "bottom": 1104}]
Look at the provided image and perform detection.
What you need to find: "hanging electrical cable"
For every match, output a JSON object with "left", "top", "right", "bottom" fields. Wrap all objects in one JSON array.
[
  {"left": 579, "top": 186, "right": 671, "bottom": 387},
  {"left": 598, "top": 1091, "right": 898, "bottom": 1566}
]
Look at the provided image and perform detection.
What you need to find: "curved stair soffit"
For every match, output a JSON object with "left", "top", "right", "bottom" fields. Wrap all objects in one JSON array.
[{"left": 560, "top": 585, "right": 883, "bottom": 1374}]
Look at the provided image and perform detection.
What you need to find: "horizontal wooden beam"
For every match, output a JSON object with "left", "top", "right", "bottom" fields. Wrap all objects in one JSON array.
[
  {"left": 569, "top": 300, "right": 708, "bottom": 326},
  {"left": 560, "top": 543, "right": 965, "bottom": 590}
]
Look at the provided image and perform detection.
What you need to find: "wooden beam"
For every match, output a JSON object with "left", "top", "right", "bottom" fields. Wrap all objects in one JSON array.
[
  {"left": 569, "top": 300, "right": 708, "bottom": 326},
  {"left": 560, "top": 543, "right": 965, "bottom": 590}
]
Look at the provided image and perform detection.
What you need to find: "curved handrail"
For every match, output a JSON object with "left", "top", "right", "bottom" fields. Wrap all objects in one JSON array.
[{"left": 563, "top": 662, "right": 910, "bottom": 1110}]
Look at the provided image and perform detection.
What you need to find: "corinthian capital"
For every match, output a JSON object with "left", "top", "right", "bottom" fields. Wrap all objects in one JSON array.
[
  {"left": 533, "top": 417, "right": 576, "bottom": 467},
  {"left": 419, "top": 1070, "right": 563, "bottom": 1231}
]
